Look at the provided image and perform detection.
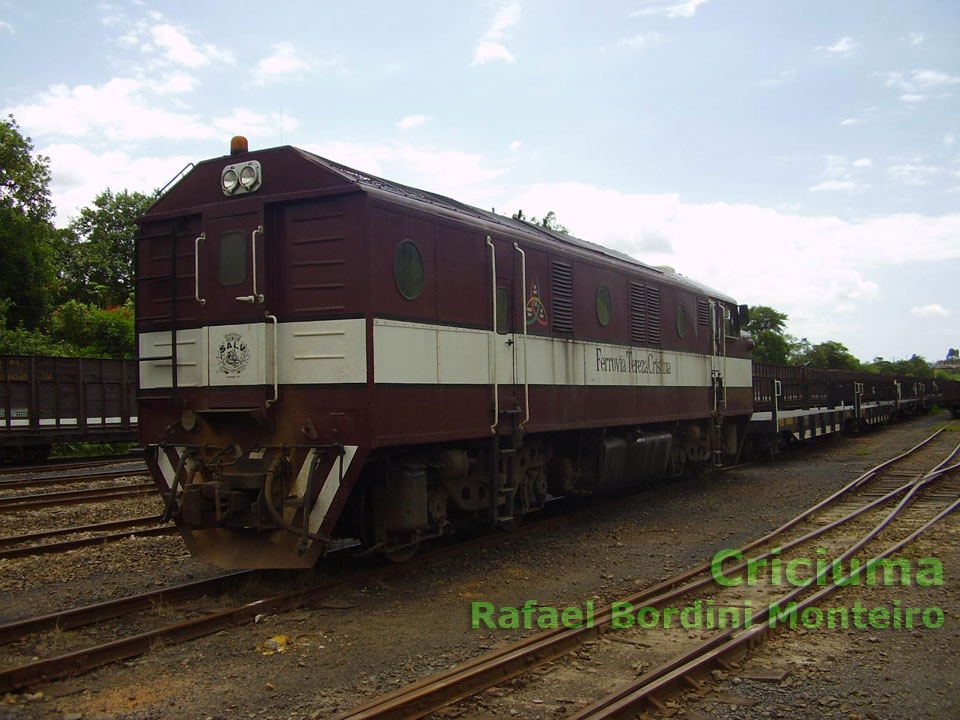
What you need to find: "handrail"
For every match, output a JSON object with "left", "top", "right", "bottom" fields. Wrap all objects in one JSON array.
[
  {"left": 265, "top": 311, "right": 279, "bottom": 407},
  {"left": 194, "top": 233, "right": 206, "bottom": 306},
  {"left": 156, "top": 162, "right": 195, "bottom": 198},
  {"left": 514, "top": 242, "right": 529, "bottom": 430},
  {"left": 237, "top": 225, "right": 264, "bottom": 303},
  {"left": 487, "top": 236, "right": 498, "bottom": 435}
]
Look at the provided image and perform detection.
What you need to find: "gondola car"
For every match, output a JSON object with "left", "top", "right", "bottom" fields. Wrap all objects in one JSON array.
[{"left": 0, "top": 355, "right": 137, "bottom": 463}]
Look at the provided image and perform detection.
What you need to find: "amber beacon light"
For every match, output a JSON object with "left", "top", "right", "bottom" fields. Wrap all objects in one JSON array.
[{"left": 230, "top": 135, "right": 249, "bottom": 155}]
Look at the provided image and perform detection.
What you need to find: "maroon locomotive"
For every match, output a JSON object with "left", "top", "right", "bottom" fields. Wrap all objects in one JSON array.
[{"left": 136, "top": 138, "right": 753, "bottom": 568}]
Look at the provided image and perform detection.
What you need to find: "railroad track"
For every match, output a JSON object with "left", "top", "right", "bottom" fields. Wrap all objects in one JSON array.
[
  {"left": 0, "top": 473, "right": 711, "bottom": 694},
  {"left": 0, "top": 515, "right": 175, "bottom": 560},
  {"left": 0, "top": 482, "right": 157, "bottom": 512},
  {"left": 326, "top": 424, "right": 960, "bottom": 720},
  {"left": 0, "top": 467, "right": 150, "bottom": 492},
  {"left": 0, "top": 454, "right": 143, "bottom": 477},
  {"left": 0, "top": 426, "right": 954, "bottom": 698}
]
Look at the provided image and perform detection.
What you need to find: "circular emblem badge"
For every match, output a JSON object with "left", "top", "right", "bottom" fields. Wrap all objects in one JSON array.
[{"left": 216, "top": 332, "right": 251, "bottom": 377}]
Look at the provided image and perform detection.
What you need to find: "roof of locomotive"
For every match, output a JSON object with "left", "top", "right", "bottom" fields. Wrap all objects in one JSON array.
[
  {"left": 292, "top": 148, "right": 737, "bottom": 304},
  {"left": 168, "top": 145, "right": 736, "bottom": 303}
]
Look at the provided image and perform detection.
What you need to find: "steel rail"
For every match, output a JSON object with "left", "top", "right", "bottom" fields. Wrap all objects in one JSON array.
[
  {"left": 0, "top": 478, "right": 704, "bottom": 693},
  {"left": 327, "top": 425, "right": 955, "bottom": 720},
  {"left": 0, "top": 525, "right": 176, "bottom": 561},
  {"left": 0, "top": 426, "right": 951, "bottom": 696},
  {"left": 0, "top": 455, "right": 143, "bottom": 477},
  {"left": 0, "top": 571, "right": 253, "bottom": 647},
  {"left": 0, "top": 483, "right": 156, "bottom": 512},
  {"left": 0, "top": 515, "right": 163, "bottom": 549},
  {"left": 572, "top": 457, "right": 960, "bottom": 720},
  {"left": 0, "top": 469, "right": 149, "bottom": 491}
]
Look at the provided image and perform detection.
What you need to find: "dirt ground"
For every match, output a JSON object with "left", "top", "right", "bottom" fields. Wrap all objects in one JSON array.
[{"left": 0, "top": 411, "right": 957, "bottom": 720}]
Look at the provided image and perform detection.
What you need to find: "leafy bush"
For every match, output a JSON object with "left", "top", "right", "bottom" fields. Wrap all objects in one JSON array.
[
  {"left": 0, "top": 297, "right": 133, "bottom": 358},
  {"left": 48, "top": 299, "right": 134, "bottom": 358}
]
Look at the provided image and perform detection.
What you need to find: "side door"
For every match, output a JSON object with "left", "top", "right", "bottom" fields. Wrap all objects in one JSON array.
[
  {"left": 709, "top": 299, "right": 727, "bottom": 416},
  {"left": 199, "top": 208, "right": 274, "bottom": 405},
  {"left": 487, "top": 236, "right": 522, "bottom": 434}
]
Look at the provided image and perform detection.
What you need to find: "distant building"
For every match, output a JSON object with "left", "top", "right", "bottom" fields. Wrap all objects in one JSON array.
[{"left": 934, "top": 358, "right": 960, "bottom": 372}]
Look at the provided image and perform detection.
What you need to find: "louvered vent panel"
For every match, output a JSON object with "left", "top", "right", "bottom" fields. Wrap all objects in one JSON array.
[
  {"left": 551, "top": 261, "right": 574, "bottom": 333},
  {"left": 697, "top": 299, "right": 710, "bottom": 326},
  {"left": 646, "top": 285, "right": 662, "bottom": 345},
  {"left": 629, "top": 282, "right": 646, "bottom": 344}
]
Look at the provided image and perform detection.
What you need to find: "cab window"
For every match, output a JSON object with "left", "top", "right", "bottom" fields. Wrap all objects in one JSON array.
[
  {"left": 496, "top": 287, "right": 510, "bottom": 334},
  {"left": 219, "top": 230, "right": 247, "bottom": 286},
  {"left": 724, "top": 305, "right": 739, "bottom": 338}
]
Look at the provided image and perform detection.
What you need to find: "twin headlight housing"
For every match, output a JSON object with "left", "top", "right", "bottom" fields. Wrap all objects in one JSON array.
[{"left": 221, "top": 160, "right": 262, "bottom": 196}]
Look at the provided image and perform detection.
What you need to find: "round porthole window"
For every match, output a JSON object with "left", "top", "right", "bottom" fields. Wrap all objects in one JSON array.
[
  {"left": 393, "top": 239, "right": 424, "bottom": 300},
  {"left": 596, "top": 285, "right": 612, "bottom": 327},
  {"left": 676, "top": 305, "right": 688, "bottom": 338}
]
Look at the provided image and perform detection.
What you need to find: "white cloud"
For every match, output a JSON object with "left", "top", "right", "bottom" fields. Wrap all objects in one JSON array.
[
  {"left": 5, "top": 78, "right": 216, "bottom": 142},
  {"left": 154, "top": 72, "right": 199, "bottom": 95},
  {"left": 760, "top": 70, "right": 795, "bottom": 87},
  {"left": 884, "top": 68, "right": 960, "bottom": 102},
  {"left": 840, "top": 117, "right": 864, "bottom": 126},
  {"left": 808, "top": 155, "right": 870, "bottom": 193},
  {"left": 6, "top": 77, "right": 295, "bottom": 145},
  {"left": 150, "top": 24, "right": 210, "bottom": 68},
  {"left": 944, "top": 134, "right": 955, "bottom": 147},
  {"left": 809, "top": 179, "right": 861, "bottom": 192},
  {"left": 887, "top": 159, "right": 944, "bottom": 186},
  {"left": 212, "top": 108, "right": 298, "bottom": 138},
  {"left": 631, "top": 0, "right": 708, "bottom": 19},
  {"left": 607, "top": 32, "right": 661, "bottom": 52},
  {"left": 910, "top": 304, "right": 949, "bottom": 318},
  {"left": 473, "top": 41, "right": 515, "bottom": 65},
  {"left": 824, "top": 36, "right": 856, "bottom": 58},
  {"left": 252, "top": 42, "right": 318, "bottom": 85},
  {"left": 301, "top": 141, "right": 508, "bottom": 202},
  {"left": 397, "top": 115, "right": 431, "bottom": 130},
  {"left": 906, "top": 31, "right": 925, "bottom": 46},
  {"left": 509, "top": 140, "right": 522, "bottom": 152},
  {"left": 40, "top": 143, "right": 194, "bottom": 226},
  {"left": 471, "top": 1, "right": 521, "bottom": 66},
  {"left": 503, "top": 180, "right": 960, "bottom": 348},
  {"left": 0, "top": 19, "right": 14, "bottom": 34},
  {"left": 100, "top": 11, "right": 234, "bottom": 73}
]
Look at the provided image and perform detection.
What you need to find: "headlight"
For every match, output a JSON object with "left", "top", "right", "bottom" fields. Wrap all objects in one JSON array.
[
  {"left": 222, "top": 168, "right": 239, "bottom": 193},
  {"left": 220, "top": 160, "right": 261, "bottom": 196},
  {"left": 240, "top": 164, "right": 258, "bottom": 188}
]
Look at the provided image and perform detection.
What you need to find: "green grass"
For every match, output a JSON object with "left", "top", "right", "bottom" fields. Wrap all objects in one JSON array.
[{"left": 51, "top": 441, "right": 136, "bottom": 458}]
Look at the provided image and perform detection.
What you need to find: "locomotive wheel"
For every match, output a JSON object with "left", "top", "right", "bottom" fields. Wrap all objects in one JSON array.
[{"left": 380, "top": 542, "right": 420, "bottom": 563}]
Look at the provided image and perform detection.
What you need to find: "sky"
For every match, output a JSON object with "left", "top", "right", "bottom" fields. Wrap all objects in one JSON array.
[{"left": 1, "top": 0, "right": 958, "bottom": 363}]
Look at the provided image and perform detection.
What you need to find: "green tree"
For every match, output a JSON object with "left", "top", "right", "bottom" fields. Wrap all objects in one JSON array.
[
  {"left": 865, "top": 354, "right": 932, "bottom": 378},
  {"left": 0, "top": 115, "right": 57, "bottom": 329},
  {"left": 48, "top": 299, "right": 134, "bottom": 358},
  {"left": 0, "top": 299, "right": 68, "bottom": 355},
  {"left": 745, "top": 305, "right": 791, "bottom": 363},
  {"left": 792, "top": 339, "right": 861, "bottom": 370},
  {"left": 60, "top": 188, "right": 153, "bottom": 306},
  {"left": 513, "top": 209, "right": 571, "bottom": 234},
  {"left": 865, "top": 356, "right": 897, "bottom": 375}
]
